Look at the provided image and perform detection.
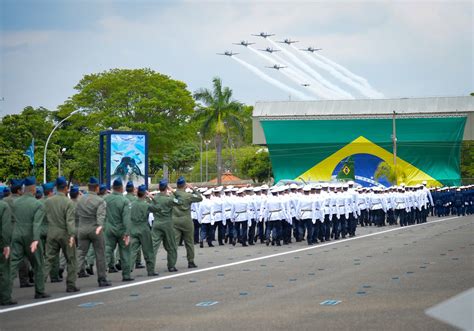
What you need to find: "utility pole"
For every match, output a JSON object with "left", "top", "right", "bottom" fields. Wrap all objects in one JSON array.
[
  {"left": 392, "top": 111, "right": 397, "bottom": 167},
  {"left": 205, "top": 140, "right": 210, "bottom": 182},
  {"left": 198, "top": 132, "right": 203, "bottom": 183}
]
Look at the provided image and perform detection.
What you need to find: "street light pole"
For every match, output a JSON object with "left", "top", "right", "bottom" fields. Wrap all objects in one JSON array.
[
  {"left": 58, "top": 147, "right": 66, "bottom": 177},
  {"left": 44, "top": 110, "right": 80, "bottom": 183},
  {"left": 392, "top": 111, "right": 397, "bottom": 167},
  {"left": 198, "top": 132, "right": 203, "bottom": 183},
  {"left": 205, "top": 140, "right": 210, "bottom": 182}
]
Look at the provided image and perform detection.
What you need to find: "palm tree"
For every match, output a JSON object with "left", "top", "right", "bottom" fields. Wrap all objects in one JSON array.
[
  {"left": 193, "top": 77, "right": 244, "bottom": 185},
  {"left": 374, "top": 161, "right": 407, "bottom": 185}
]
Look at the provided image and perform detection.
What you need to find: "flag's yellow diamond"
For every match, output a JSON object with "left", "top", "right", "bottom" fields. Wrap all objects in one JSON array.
[{"left": 342, "top": 165, "right": 350, "bottom": 175}]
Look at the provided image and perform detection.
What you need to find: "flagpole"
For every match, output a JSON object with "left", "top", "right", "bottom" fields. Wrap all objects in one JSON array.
[
  {"left": 32, "top": 138, "right": 35, "bottom": 176},
  {"left": 43, "top": 110, "right": 80, "bottom": 183}
]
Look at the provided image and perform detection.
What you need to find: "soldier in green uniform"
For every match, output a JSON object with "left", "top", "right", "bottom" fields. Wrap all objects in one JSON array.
[
  {"left": 4, "top": 180, "right": 33, "bottom": 288},
  {"left": 76, "top": 177, "right": 111, "bottom": 287},
  {"left": 41, "top": 182, "right": 63, "bottom": 283},
  {"left": 104, "top": 178, "right": 133, "bottom": 281},
  {"left": 125, "top": 181, "right": 144, "bottom": 270},
  {"left": 0, "top": 191, "right": 16, "bottom": 305},
  {"left": 173, "top": 177, "right": 202, "bottom": 269},
  {"left": 43, "top": 177, "right": 79, "bottom": 293},
  {"left": 84, "top": 184, "right": 108, "bottom": 275},
  {"left": 130, "top": 185, "right": 159, "bottom": 276},
  {"left": 152, "top": 179, "right": 179, "bottom": 272},
  {"left": 10, "top": 176, "right": 49, "bottom": 299}
]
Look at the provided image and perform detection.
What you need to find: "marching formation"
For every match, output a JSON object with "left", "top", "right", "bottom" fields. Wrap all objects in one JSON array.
[
  {"left": 0, "top": 175, "right": 201, "bottom": 306},
  {"left": 0, "top": 175, "right": 472, "bottom": 307},
  {"left": 191, "top": 182, "right": 474, "bottom": 248}
]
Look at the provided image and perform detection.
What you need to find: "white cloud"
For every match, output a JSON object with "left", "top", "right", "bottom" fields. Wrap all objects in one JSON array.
[{"left": 0, "top": 1, "right": 472, "bottom": 115}]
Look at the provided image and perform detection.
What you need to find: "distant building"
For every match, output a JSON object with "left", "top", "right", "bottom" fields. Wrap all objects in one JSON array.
[{"left": 253, "top": 96, "right": 474, "bottom": 187}]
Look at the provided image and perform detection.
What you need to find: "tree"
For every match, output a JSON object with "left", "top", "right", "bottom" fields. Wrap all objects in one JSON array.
[
  {"left": 374, "top": 161, "right": 407, "bottom": 185},
  {"left": 461, "top": 141, "right": 474, "bottom": 183},
  {"left": 169, "top": 142, "right": 199, "bottom": 175},
  {"left": 193, "top": 77, "right": 244, "bottom": 185},
  {"left": 0, "top": 106, "right": 57, "bottom": 181},
  {"left": 55, "top": 68, "right": 196, "bottom": 182},
  {"left": 240, "top": 149, "right": 273, "bottom": 184}
]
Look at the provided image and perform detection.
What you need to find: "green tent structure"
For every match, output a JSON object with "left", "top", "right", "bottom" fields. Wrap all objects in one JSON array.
[{"left": 252, "top": 96, "right": 474, "bottom": 187}]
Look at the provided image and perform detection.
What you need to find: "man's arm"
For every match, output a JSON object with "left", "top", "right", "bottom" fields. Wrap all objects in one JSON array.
[{"left": 66, "top": 200, "right": 76, "bottom": 237}]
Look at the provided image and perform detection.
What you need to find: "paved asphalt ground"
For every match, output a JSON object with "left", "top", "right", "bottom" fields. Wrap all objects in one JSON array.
[{"left": 1, "top": 215, "right": 473, "bottom": 330}]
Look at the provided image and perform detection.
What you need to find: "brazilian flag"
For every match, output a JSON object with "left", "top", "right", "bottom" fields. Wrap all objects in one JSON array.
[{"left": 336, "top": 156, "right": 355, "bottom": 181}]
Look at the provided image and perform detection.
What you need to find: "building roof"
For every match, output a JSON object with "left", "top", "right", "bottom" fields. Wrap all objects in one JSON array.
[{"left": 253, "top": 96, "right": 474, "bottom": 119}]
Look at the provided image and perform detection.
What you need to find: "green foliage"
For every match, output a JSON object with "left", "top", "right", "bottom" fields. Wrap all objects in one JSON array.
[
  {"left": 193, "top": 77, "right": 245, "bottom": 185},
  {"left": 169, "top": 142, "right": 199, "bottom": 174},
  {"left": 0, "top": 106, "right": 56, "bottom": 181},
  {"left": 461, "top": 141, "right": 474, "bottom": 180},
  {"left": 55, "top": 68, "right": 196, "bottom": 182},
  {"left": 239, "top": 149, "right": 273, "bottom": 183},
  {"left": 374, "top": 161, "right": 407, "bottom": 185},
  {"left": 0, "top": 70, "right": 257, "bottom": 184}
]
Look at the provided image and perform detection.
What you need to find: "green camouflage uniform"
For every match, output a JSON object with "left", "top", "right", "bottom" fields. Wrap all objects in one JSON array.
[
  {"left": 151, "top": 192, "right": 180, "bottom": 269},
  {"left": 130, "top": 197, "right": 159, "bottom": 274},
  {"left": 10, "top": 192, "right": 46, "bottom": 296},
  {"left": 0, "top": 200, "right": 13, "bottom": 304},
  {"left": 173, "top": 188, "right": 202, "bottom": 264},
  {"left": 76, "top": 191, "right": 107, "bottom": 282},
  {"left": 104, "top": 192, "right": 132, "bottom": 279},
  {"left": 43, "top": 192, "right": 77, "bottom": 289}
]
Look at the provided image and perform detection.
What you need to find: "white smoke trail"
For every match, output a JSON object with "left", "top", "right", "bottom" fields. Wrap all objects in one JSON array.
[
  {"left": 231, "top": 56, "right": 311, "bottom": 100},
  {"left": 289, "top": 44, "right": 382, "bottom": 98},
  {"left": 271, "top": 52, "right": 342, "bottom": 99},
  {"left": 267, "top": 38, "right": 354, "bottom": 99},
  {"left": 247, "top": 46, "right": 338, "bottom": 99},
  {"left": 312, "top": 51, "right": 384, "bottom": 98}
]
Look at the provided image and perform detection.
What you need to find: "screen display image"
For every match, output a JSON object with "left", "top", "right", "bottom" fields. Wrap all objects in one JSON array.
[{"left": 109, "top": 133, "right": 146, "bottom": 187}]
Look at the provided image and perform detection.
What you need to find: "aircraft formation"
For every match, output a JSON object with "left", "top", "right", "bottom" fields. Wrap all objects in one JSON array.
[
  {"left": 217, "top": 32, "right": 384, "bottom": 100},
  {"left": 217, "top": 32, "right": 322, "bottom": 89}
]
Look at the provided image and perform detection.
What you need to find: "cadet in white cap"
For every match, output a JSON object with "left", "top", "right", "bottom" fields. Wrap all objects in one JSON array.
[
  {"left": 262, "top": 187, "right": 287, "bottom": 246},
  {"left": 210, "top": 188, "right": 226, "bottom": 246},
  {"left": 197, "top": 190, "right": 214, "bottom": 248},
  {"left": 231, "top": 189, "right": 251, "bottom": 246},
  {"left": 295, "top": 185, "right": 315, "bottom": 245}
]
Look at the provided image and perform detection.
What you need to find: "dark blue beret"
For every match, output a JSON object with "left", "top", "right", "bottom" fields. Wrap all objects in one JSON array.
[
  {"left": 159, "top": 179, "right": 168, "bottom": 190},
  {"left": 89, "top": 177, "right": 99, "bottom": 185},
  {"left": 177, "top": 176, "right": 186, "bottom": 186},
  {"left": 126, "top": 181, "right": 134, "bottom": 189},
  {"left": 42, "top": 182, "right": 55, "bottom": 191},
  {"left": 99, "top": 184, "right": 107, "bottom": 191},
  {"left": 24, "top": 176, "right": 36, "bottom": 186},
  {"left": 113, "top": 178, "right": 123, "bottom": 187},
  {"left": 138, "top": 185, "right": 147, "bottom": 193},
  {"left": 10, "top": 179, "right": 23, "bottom": 187},
  {"left": 70, "top": 185, "right": 79, "bottom": 194},
  {"left": 56, "top": 176, "right": 67, "bottom": 187}
]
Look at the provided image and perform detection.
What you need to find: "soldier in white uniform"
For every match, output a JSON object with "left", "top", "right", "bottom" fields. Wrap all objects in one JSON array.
[
  {"left": 197, "top": 190, "right": 214, "bottom": 247},
  {"left": 370, "top": 188, "right": 387, "bottom": 227},
  {"left": 222, "top": 188, "right": 234, "bottom": 244},
  {"left": 394, "top": 187, "right": 410, "bottom": 227},
  {"left": 295, "top": 185, "right": 315, "bottom": 245},
  {"left": 256, "top": 186, "right": 269, "bottom": 244},
  {"left": 245, "top": 187, "right": 257, "bottom": 245},
  {"left": 210, "top": 188, "right": 226, "bottom": 246},
  {"left": 263, "top": 187, "right": 287, "bottom": 246},
  {"left": 310, "top": 186, "right": 326, "bottom": 243},
  {"left": 231, "top": 189, "right": 251, "bottom": 247}
]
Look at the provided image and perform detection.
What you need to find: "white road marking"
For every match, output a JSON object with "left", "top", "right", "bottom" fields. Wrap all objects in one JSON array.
[{"left": 0, "top": 216, "right": 463, "bottom": 314}]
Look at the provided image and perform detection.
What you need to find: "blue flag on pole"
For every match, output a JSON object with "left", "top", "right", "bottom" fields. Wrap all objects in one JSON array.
[{"left": 24, "top": 138, "right": 35, "bottom": 166}]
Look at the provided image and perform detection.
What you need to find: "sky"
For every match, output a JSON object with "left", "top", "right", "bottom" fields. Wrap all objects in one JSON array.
[{"left": 0, "top": 0, "right": 472, "bottom": 116}]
